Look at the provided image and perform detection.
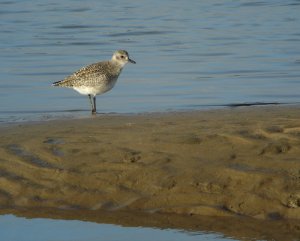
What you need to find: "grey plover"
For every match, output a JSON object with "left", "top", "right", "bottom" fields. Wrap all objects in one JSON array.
[{"left": 52, "top": 50, "right": 136, "bottom": 114}]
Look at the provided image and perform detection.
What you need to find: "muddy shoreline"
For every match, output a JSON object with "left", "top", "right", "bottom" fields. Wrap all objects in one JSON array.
[{"left": 0, "top": 106, "right": 300, "bottom": 238}]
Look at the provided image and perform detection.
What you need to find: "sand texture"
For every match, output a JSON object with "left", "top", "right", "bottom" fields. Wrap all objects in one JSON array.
[{"left": 0, "top": 106, "right": 300, "bottom": 226}]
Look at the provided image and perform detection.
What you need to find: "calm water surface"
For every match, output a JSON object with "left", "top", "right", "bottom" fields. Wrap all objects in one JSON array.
[
  {"left": 0, "top": 215, "right": 237, "bottom": 241},
  {"left": 0, "top": 0, "right": 300, "bottom": 122}
]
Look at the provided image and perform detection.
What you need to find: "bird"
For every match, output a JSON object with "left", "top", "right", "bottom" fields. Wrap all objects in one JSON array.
[{"left": 52, "top": 50, "right": 136, "bottom": 114}]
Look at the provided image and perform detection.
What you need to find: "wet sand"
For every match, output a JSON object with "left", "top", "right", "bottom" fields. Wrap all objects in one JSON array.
[{"left": 0, "top": 106, "right": 300, "bottom": 238}]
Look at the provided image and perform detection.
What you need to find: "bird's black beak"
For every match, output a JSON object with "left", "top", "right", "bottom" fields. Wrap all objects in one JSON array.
[{"left": 129, "top": 58, "right": 136, "bottom": 64}]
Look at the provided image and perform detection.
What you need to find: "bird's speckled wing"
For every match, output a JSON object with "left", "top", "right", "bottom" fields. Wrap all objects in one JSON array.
[{"left": 53, "top": 61, "right": 120, "bottom": 87}]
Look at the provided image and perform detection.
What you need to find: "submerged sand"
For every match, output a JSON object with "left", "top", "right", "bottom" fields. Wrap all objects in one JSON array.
[{"left": 0, "top": 106, "right": 300, "bottom": 237}]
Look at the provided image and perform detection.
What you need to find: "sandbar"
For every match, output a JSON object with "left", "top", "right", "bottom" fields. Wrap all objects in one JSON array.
[{"left": 0, "top": 106, "right": 299, "bottom": 238}]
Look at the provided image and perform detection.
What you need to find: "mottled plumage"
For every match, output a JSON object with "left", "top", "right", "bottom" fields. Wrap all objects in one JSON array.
[{"left": 52, "top": 50, "right": 136, "bottom": 114}]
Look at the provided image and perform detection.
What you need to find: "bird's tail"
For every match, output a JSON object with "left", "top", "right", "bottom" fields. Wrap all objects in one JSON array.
[{"left": 52, "top": 80, "right": 62, "bottom": 86}]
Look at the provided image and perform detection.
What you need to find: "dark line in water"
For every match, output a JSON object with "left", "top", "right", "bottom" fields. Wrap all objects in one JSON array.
[
  {"left": 107, "top": 30, "right": 175, "bottom": 37},
  {"left": 226, "top": 101, "right": 300, "bottom": 107},
  {"left": 57, "top": 25, "right": 94, "bottom": 29},
  {"left": 239, "top": 2, "right": 270, "bottom": 7},
  {"left": 1, "top": 102, "right": 300, "bottom": 116},
  {"left": 69, "top": 42, "right": 102, "bottom": 46},
  {"left": 227, "top": 102, "right": 280, "bottom": 107},
  {"left": 0, "top": 109, "right": 87, "bottom": 114},
  {"left": 186, "top": 101, "right": 300, "bottom": 109}
]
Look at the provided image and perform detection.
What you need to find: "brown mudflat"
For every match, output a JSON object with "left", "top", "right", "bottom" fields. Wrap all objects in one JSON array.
[{"left": 0, "top": 106, "right": 299, "bottom": 239}]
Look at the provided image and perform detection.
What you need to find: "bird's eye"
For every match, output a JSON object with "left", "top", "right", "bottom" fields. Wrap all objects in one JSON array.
[{"left": 120, "top": 55, "right": 125, "bottom": 59}]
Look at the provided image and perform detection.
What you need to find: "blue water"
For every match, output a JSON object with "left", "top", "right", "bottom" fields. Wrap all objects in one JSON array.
[
  {"left": 0, "top": 215, "right": 237, "bottom": 241},
  {"left": 1, "top": 0, "right": 300, "bottom": 122}
]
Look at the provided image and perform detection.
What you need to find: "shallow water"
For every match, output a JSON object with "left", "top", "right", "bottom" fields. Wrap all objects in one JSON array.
[
  {"left": 0, "top": 215, "right": 237, "bottom": 241},
  {"left": 0, "top": 0, "right": 300, "bottom": 123}
]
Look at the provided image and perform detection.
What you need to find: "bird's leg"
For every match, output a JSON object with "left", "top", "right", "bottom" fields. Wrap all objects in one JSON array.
[
  {"left": 92, "top": 96, "right": 97, "bottom": 114},
  {"left": 88, "top": 94, "right": 95, "bottom": 114}
]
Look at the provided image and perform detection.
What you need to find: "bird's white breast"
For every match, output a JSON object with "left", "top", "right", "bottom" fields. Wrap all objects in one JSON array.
[{"left": 73, "top": 77, "right": 118, "bottom": 96}]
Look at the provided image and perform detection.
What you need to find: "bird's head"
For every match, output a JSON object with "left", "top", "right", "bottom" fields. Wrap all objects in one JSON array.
[{"left": 112, "top": 50, "right": 136, "bottom": 66}]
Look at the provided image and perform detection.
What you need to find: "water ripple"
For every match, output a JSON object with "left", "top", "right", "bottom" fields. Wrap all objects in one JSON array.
[{"left": 0, "top": 0, "right": 300, "bottom": 123}]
